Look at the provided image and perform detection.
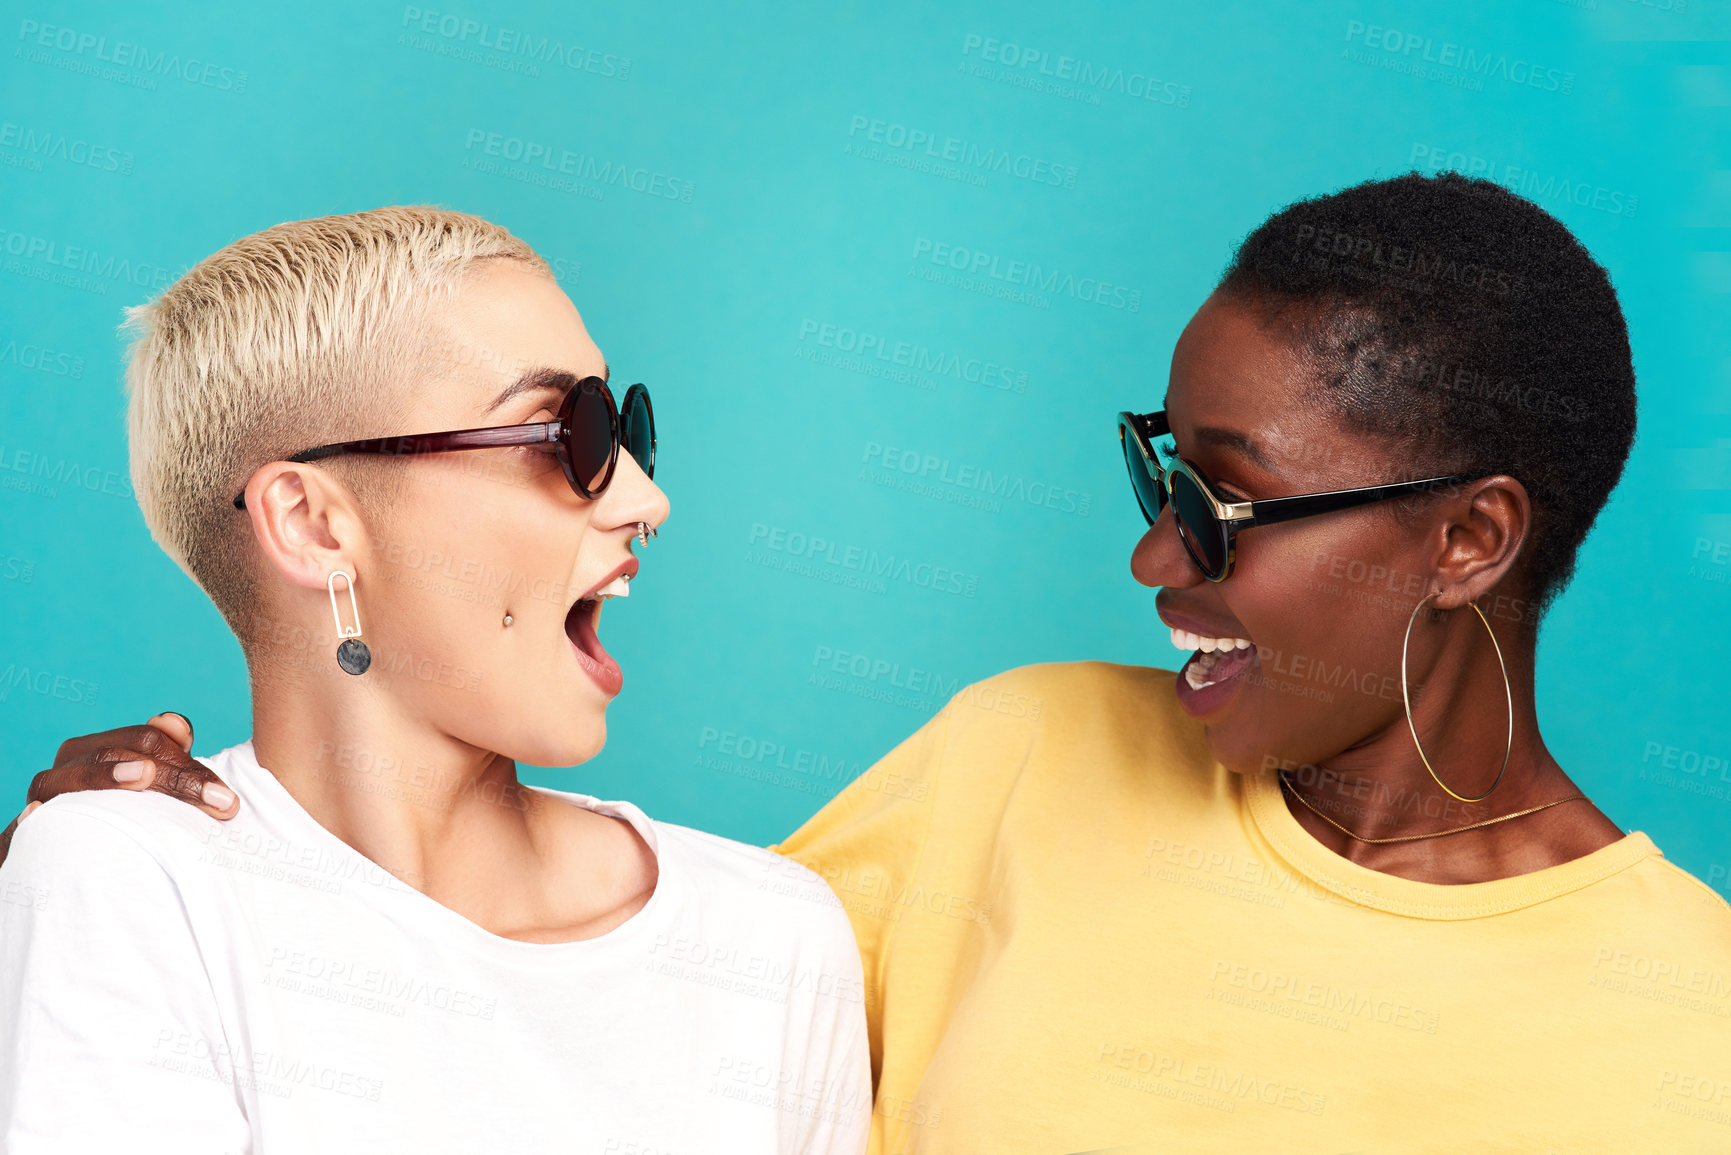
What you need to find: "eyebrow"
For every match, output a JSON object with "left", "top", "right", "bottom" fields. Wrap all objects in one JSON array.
[
  {"left": 484, "top": 362, "right": 610, "bottom": 415},
  {"left": 1190, "top": 424, "right": 1277, "bottom": 474},
  {"left": 1159, "top": 394, "right": 1280, "bottom": 475}
]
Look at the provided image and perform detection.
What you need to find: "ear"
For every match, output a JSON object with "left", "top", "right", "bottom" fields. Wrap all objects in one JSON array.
[
  {"left": 240, "top": 461, "right": 370, "bottom": 593},
  {"left": 1427, "top": 475, "right": 1531, "bottom": 611}
]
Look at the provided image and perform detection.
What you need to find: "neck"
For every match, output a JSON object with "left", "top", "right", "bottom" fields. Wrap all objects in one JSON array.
[
  {"left": 247, "top": 660, "right": 558, "bottom": 923},
  {"left": 1276, "top": 633, "right": 1611, "bottom": 880}
]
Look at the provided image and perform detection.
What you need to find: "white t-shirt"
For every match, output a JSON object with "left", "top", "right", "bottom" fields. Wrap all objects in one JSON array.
[{"left": 0, "top": 741, "right": 871, "bottom": 1155}]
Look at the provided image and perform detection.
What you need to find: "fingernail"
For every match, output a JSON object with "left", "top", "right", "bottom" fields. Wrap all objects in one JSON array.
[
  {"left": 22, "top": 801, "right": 40, "bottom": 819},
  {"left": 202, "top": 783, "right": 236, "bottom": 811},
  {"left": 112, "top": 760, "right": 149, "bottom": 784}
]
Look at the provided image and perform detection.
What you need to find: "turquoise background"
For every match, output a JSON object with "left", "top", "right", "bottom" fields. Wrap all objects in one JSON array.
[{"left": 2, "top": 2, "right": 1727, "bottom": 895}]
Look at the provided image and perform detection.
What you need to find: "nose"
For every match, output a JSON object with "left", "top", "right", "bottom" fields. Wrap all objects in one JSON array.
[
  {"left": 1130, "top": 504, "right": 1204, "bottom": 589},
  {"left": 594, "top": 450, "right": 670, "bottom": 536}
]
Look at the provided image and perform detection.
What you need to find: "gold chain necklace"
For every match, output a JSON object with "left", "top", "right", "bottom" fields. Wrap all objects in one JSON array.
[{"left": 1277, "top": 770, "right": 1590, "bottom": 845}]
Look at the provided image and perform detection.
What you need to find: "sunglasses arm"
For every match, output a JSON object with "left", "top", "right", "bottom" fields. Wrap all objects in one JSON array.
[
  {"left": 1128, "top": 410, "right": 1170, "bottom": 442},
  {"left": 289, "top": 422, "right": 564, "bottom": 462},
  {"left": 231, "top": 422, "right": 564, "bottom": 510},
  {"left": 1238, "top": 475, "right": 1474, "bottom": 528}
]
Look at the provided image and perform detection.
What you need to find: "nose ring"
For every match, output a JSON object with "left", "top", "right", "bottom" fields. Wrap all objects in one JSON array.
[{"left": 636, "top": 522, "right": 657, "bottom": 547}]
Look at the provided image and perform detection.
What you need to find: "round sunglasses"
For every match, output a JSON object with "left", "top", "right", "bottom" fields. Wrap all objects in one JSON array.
[
  {"left": 1116, "top": 409, "right": 1471, "bottom": 582},
  {"left": 234, "top": 373, "right": 655, "bottom": 510}
]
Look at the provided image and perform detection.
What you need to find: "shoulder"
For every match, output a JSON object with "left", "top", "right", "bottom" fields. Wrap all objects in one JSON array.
[
  {"left": 932, "top": 660, "right": 1212, "bottom": 788},
  {"left": 653, "top": 820, "right": 858, "bottom": 956},
  {"left": 0, "top": 792, "right": 206, "bottom": 936},
  {"left": 948, "top": 660, "right": 1182, "bottom": 727},
  {"left": 1566, "top": 838, "right": 1731, "bottom": 986},
  {"left": 1631, "top": 850, "right": 1731, "bottom": 937},
  {"left": 962, "top": 657, "right": 1178, "bottom": 696},
  {"left": 3, "top": 743, "right": 266, "bottom": 891},
  {"left": 776, "top": 661, "right": 1213, "bottom": 860},
  {"left": 4, "top": 789, "right": 210, "bottom": 880}
]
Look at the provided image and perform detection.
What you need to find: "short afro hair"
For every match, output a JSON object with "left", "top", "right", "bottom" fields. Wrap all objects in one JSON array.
[{"left": 1215, "top": 171, "right": 1636, "bottom": 625}]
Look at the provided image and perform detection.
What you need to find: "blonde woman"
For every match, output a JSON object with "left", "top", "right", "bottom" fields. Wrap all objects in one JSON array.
[{"left": 0, "top": 208, "right": 869, "bottom": 1154}]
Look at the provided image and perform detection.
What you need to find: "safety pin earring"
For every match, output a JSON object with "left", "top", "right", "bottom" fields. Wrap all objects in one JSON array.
[{"left": 328, "top": 570, "right": 372, "bottom": 675}]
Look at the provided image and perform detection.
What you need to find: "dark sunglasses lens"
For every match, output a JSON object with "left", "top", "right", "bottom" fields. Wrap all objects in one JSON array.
[
  {"left": 566, "top": 383, "right": 617, "bottom": 490},
  {"left": 1169, "top": 470, "right": 1227, "bottom": 578},
  {"left": 1120, "top": 434, "right": 1164, "bottom": 525},
  {"left": 622, "top": 389, "right": 654, "bottom": 478}
]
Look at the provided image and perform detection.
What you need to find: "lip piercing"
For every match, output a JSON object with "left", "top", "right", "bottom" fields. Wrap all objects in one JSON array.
[{"left": 636, "top": 522, "right": 657, "bottom": 547}]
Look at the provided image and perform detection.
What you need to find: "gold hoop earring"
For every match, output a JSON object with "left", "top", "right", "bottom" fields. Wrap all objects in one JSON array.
[{"left": 1400, "top": 591, "right": 1512, "bottom": 803}]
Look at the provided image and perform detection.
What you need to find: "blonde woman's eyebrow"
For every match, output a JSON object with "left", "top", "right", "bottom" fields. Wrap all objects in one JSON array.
[{"left": 483, "top": 366, "right": 579, "bottom": 415}]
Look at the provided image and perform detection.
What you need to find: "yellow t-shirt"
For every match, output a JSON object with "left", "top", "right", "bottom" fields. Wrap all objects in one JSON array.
[{"left": 771, "top": 661, "right": 1731, "bottom": 1155}]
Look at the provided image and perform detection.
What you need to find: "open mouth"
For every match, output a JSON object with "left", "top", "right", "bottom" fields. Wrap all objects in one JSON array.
[
  {"left": 565, "top": 571, "right": 632, "bottom": 696},
  {"left": 1170, "top": 626, "right": 1258, "bottom": 716}
]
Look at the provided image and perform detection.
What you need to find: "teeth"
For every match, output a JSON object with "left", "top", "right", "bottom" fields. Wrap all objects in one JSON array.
[
  {"left": 597, "top": 575, "right": 631, "bottom": 599},
  {"left": 1169, "top": 626, "right": 1252, "bottom": 654}
]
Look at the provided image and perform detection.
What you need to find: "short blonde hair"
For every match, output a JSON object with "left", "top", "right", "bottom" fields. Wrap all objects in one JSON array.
[{"left": 124, "top": 205, "right": 549, "bottom": 641}]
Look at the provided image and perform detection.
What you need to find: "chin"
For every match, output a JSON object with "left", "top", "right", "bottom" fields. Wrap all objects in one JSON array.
[
  {"left": 1199, "top": 722, "right": 1274, "bottom": 777},
  {"left": 488, "top": 708, "right": 608, "bottom": 770},
  {"left": 550, "top": 718, "right": 608, "bottom": 769},
  {"left": 538, "top": 676, "right": 613, "bottom": 760}
]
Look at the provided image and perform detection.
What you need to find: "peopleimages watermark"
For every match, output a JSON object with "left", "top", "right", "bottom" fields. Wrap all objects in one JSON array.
[
  {"left": 0, "top": 335, "right": 84, "bottom": 378},
  {"left": 648, "top": 934, "right": 865, "bottom": 1007},
  {"left": 860, "top": 441, "right": 1091, "bottom": 517},
  {"left": 264, "top": 943, "right": 499, "bottom": 1020},
  {"left": 745, "top": 523, "right": 980, "bottom": 598},
  {"left": 1342, "top": 20, "right": 1576, "bottom": 95},
  {"left": 1641, "top": 741, "right": 1731, "bottom": 785},
  {"left": 1398, "top": 354, "right": 1588, "bottom": 421},
  {"left": 0, "top": 122, "right": 133, "bottom": 175},
  {"left": 1206, "top": 958, "right": 1441, "bottom": 1034},
  {"left": 312, "top": 738, "right": 532, "bottom": 815},
  {"left": 844, "top": 115, "right": 1077, "bottom": 189},
  {"left": 151, "top": 1030, "right": 383, "bottom": 1102},
  {"left": 958, "top": 34, "right": 1192, "bottom": 108},
  {"left": 910, "top": 238, "right": 1142, "bottom": 312},
  {"left": 0, "top": 227, "right": 176, "bottom": 296},
  {"left": 1689, "top": 536, "right": 1730, "bottom": 588},
  {"left": 15, "top": 19, "right": 249, "bottom": 93},
  {"left": 1303, "top": 548, "right": 1537, "bottom": 626},
  {"left": 1289, "top": 221, "right": 1523, "bottom": 298},
  {"left": 461, "top": 128, "right": 694, "bottom": 203},
  {"left": 1409, "top": 143, "right": 1636, "bottom": 219},
  {"left": 708, "top": 1055, "right": 867, "bottom": 1127},
  {"left": 399, "top": 7, "right": 631, "bottom": 79},
  {"left": 808, "top": 645, "right": 1046, "bottom": 721},
  {"left": 795, "top": 319, "right": 1028, "bottom": 396},
  {"left": 695, "top": 725, "right": 876, "bottom": 800},
  {"left": 0, "top": 444, "right": 134, "bottom": 501},
  {"left": 0, "top": 663, "right": 99, "bottom": 706},
  {"left": 1092, "top": 1041, "right": 1327, "bottom": 1115},
  {"left": 811, "top": 646, "right": 959, "bottom": 706},
  {"left": 228, "top": 608, "right": 485, "bottom": 694}
]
